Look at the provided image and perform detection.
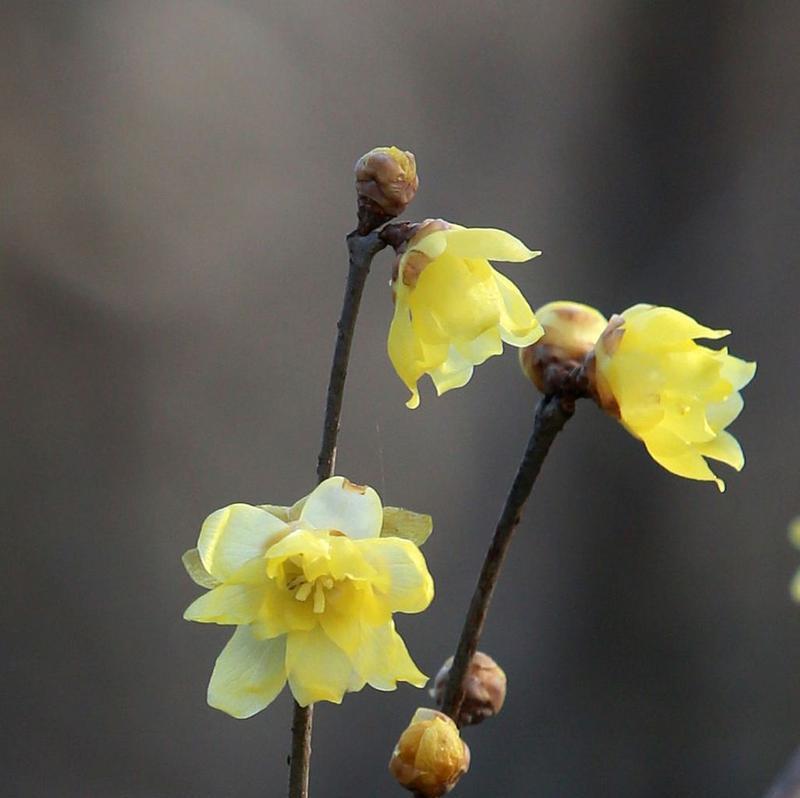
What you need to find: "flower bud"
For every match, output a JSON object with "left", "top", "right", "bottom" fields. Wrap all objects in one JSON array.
[
  {"left": 354, "top": 146, "right": 418, "bottom": 234},
  {"left": 389, "top": 708, "right": 470, "bottom": 797},
  {"left": 430, "top": 652, "right": 507, "bottom": 726},
  {"left": 519, "top": 301, "right": 607, "bottom": 395}
]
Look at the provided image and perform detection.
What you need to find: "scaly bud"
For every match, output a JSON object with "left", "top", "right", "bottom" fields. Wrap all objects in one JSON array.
[
  {"left": 430, "top": 651, "right": 507, "bottom": 726},
  {"left": 354, "top": 146, "right": 418, "bottom": 234},
  {"left": 520, "top": 300, "right": 607, "bottom": 395},
  {"left": 389, "top": 708, "right": 470, "bottom": 797}
]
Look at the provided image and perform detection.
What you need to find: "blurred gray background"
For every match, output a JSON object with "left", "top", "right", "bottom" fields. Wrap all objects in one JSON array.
[{"left": 3, "top": 2, "right": 799, "bottom": 796}]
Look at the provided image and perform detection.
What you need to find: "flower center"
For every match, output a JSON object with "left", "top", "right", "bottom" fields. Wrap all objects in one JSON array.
[
  {"left": 280, "top": 559, "right": 337, "bottom": 614},
  {"left": 288, "top": 574, "right": 335, "bottom": 613}
]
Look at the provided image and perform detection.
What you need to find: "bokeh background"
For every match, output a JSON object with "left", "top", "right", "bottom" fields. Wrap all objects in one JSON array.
[{"left": 3, "top": 2, "right": 799, "bottom": 796}]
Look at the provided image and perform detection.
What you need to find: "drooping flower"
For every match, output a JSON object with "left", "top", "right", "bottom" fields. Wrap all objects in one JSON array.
[
  {"left": 389, "top": 708, "right": 470, "bottom": 797},
  {"left": 183, "top": 476, "right": 434, "bottom": 718},
  {"left": 588, "top": 304, "right": 756, "bottom": 491},
  {"left": 388, "top": 219, "right": 544, "bottom": 408}
]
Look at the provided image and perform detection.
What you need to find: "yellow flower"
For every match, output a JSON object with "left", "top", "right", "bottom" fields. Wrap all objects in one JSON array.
[
  {"left": 789, "top": 518, "right": 800, "bottom": 602},
  {"left": 183, "top": 476, "right": 434, "bottom": 718},
  {"left": 388, "top": 219, "right": 544, "bottom": 408},
  {"left": 590, "top": 304, "right": 756, "bottom": 491},
  {"left": 389, "top": 708, "right": 470, "bottom": 797}
]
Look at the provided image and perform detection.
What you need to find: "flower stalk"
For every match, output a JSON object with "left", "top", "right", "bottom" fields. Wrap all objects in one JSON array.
[
  {"left": 441, "top": 393, "right": 574, "bottom": 722},
  {"left": 289, "top": 227, "right": 389, "bottom": 798}
]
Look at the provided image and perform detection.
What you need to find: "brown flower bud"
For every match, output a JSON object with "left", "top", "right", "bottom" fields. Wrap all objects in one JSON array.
[
  {"left": 430, "top": 652, "right": 507, "bottom": 727},
  {"left": 519, "top": 300, "right": 608, "bottom": 396},
  {"left": 354, "top": 146, "right": 418, "bottom": 234},
  {"left": 389, "top": 708, "right": 470, "bottom": 797}
]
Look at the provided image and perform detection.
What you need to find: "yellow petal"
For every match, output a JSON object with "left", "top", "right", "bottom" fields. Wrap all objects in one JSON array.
[
  {"left": 381, "top": 507, "right": 433, "bottom": 547},
  {"left": 207, "top": 627, "right": 287, "bottom": 718},
  {"left": 388, "top": 299, "right": 424, "bottom": 409},
  {"left": 360, "top": 537, "right": 434, "bottom": 614},
  {"left": 352, "top": 621, "right": 427, "bottom": 690},
  {"left": 410, "top": 253, "right": 500, "bottom": 340},
  {"left": 720, "top": 356, "right": 757, "bottom": 391},
  {"left": 429, "top": 348, "right": 474, "bottom": 396},
  {"left": 641, "top": 428, "right": 725, "bottom": 491},
  {"left": 620, "top": 305, "right": 729, "bottom": 350},
  {"left": 184, "top": 580, "right": 264, "bottom": 625},
  {"left": 198, "top": 504, "right": 288, "bottom": 581},
  {"left": 285, "top": 627, "right": 355, "bottom": 706},
  {"left": 181, "top": 548, "right": 220, "bottom": 589},
  {"left": 492, "top": 270, "right": 543, "bottom": 346},
  {"left": 695, "top": 430, "right": 744, "bottom": 471},
  {"left": 440, "top": 227, "right": 541, "bottom": 262},
  {"left": 300, "top": 476, "right": 383, "bottom": 539},
  {"left": 789, "top": 518, "right": 800, "bottom": 549}
]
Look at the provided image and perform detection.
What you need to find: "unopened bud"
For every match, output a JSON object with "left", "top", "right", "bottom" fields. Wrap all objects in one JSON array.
[
  {"left": 355, "top": 146, "right": 418, "bottom": 234},
  {"left": 520, "top": 300, "right": 607, "bottom": 395},
  {"left": 431, "top": 652, "right": 507, "bottom": 726},
  {"left": 389, "top": 708, "right": 470, "bottom": 797}
]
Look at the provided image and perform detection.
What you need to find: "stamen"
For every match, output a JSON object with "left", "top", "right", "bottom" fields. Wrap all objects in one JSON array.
[
  {"left": 295, "top": 582, "right": 313, "bottom": 602},
  {"left": 313, "top": 580, "right": 326, "bottom": 614}
]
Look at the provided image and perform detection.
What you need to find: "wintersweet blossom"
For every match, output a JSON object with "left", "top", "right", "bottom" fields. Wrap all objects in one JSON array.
[
  {"left": 388, "top": 219, "right": 544, "bottom": 408},
  {"left": 589, "top": 304, "right": 756, "bottom": 491},
  {"left": 183, "top": 477, "right": 434, "bottom": 718}
]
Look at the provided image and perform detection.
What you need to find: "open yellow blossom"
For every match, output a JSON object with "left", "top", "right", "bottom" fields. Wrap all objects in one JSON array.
[
  {"left": 183, "top": 476, "right": 434, "bottom": 718},
  {"left": 388, "top": 219, "right": 544, "bottom": 408},
  {"left": 590, "top": 304, "right": 756, "bottom": 492}
]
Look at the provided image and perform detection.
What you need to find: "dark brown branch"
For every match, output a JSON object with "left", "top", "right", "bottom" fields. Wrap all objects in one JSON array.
[
  {"left": 762, "top": 747, "right": 800, "bottom": 798},
  {"left": 441, "top": 394, "right": 575, "bottom": 722},
  {"left": 315, "top": 229, "right": 388, "bottom": 482},
  {"left": 288, "top": 227, "right": 388, "bottom": 798}
]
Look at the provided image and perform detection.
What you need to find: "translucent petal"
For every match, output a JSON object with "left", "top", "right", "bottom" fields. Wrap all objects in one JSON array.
[
  {"left": 198, "top": 504, "right": 288, "bottom": 581},
  {"left": 351, "top": 621, "right": 427, "bottom": 690},
  {"left": 181, "top": 548, "right": 220, "bottom": 589},
  {"left": 720, "top": 356, "right": 756, "bottom": 391},
  {"left": 439, "top": 227, "right": 541, "bottom": 263},
  {"left": 285, "top": 627, "right": 355, "bottom": 706},
  {"left": 455, "top": 326, "right": 504, "bottom": 365},
  {"left": 429, "top": 347, "right": 474, "bottom": 396},
  {"left": 381, "top": 507, "right": 433, "bottom": 547},
  {"left": 492, "top": 271, "right": 543, "bottom": 346},
  {"left": 388, "top": 298, "right": 426, "bottom": 409},
  {"left": 410, "top": 254, "right": 500, "bottom": 340},
  {"left": 360, "top": 537, "right": 434, "bottom": 614},
  {"left": 695, "top": 430, "right": 745, "bottom": 471},
  {"left": 207, "top": 627, "right": 287, "bottom": 718},
  {"left": 300, "top": 477, "right": 383, "bottom": 540},
  {"left": 184, "top": 580, "right": 264, "bottom": 625},
  {"left": 641, "top": 428, "right": 724, "bottom": 491},
  {"left": 620, "top": 306, "right": 729, "bottom": 353}
]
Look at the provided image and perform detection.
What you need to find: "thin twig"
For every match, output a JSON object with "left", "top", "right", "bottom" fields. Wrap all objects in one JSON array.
[
  {"left": 316, "top": 229, "right": 388, "bottom": 482},
  {"left": 441, "top": 394, "right": 575, "bottom": 722},
  {"left": 762, "top": 747, "right": 800, "bottom": 798},
  {"left": 288, "top": 227, "right": 388, "bottom": 798}
]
